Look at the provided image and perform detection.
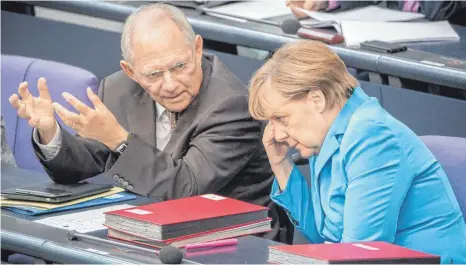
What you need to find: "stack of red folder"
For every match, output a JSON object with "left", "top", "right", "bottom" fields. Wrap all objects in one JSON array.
[
  {"left": 103, "top": 194, "right": 271, "bottom": 248},
  {"left": 268, "top": 242, "right": 440, "bottom": 264}
]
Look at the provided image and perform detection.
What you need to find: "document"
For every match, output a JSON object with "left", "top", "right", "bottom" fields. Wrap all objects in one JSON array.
[
  {"left": 299, "top": 5, "right": 425, "bottom": 23},
  {"left": 1, "top": 187, "right": 125, "bottom": 209},
  {"left": 34, "top": 204, "right": 133, "bottom": 233},
  {"left": 341, "top": 20, "right": 460, "bottom": 47},
  {"left": 206, "top": 1, "right": 292, "bottom": 20}
]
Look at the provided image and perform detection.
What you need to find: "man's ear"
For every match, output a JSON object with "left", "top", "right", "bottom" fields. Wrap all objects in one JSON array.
[
  {"left": 195, "top": 35, "right": 203, "bottom": 64},
  {"left": 120, "top": 60, "right": 138, "bottom": 83},
  {"left": 307, "top": 89, "right": 326, "bottom": 113}
]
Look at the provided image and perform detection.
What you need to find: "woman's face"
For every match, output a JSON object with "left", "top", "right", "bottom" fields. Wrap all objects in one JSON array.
[{"left": 263, "top": 88, "right": 332, "bottom": 159}]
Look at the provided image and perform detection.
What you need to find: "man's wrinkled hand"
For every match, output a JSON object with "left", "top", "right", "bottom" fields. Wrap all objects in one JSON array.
[
  {"left": 9, "top": 78, "right": 57, "bottom": 144},
  {"left": 53, "top": 88, "right": 128, "bottom": 150},
  {"left": 286, "top": 0, "right": 329, "bottom": 18}
]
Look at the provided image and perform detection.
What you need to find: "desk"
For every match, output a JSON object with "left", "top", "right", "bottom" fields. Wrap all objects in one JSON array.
[
  {"left": 20, "top": 0, "right": 466, "bottom": 90},
  {"left": 1, "top": 165, "right": 281, "bottom": 264}
]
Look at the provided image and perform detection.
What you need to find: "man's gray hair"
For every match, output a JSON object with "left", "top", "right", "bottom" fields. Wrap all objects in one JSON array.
[{"left": 121, "top": 3, "right": 196, "bottom": 62}]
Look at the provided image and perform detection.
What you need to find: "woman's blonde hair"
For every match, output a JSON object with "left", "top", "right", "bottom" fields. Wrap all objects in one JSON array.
[{"left": 248, "top": 40, "right": 358, "bottom": 120}]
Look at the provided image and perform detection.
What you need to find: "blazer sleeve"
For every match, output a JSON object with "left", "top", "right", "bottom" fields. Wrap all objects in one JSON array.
[
  {"left": 338, "top": 1, "right": 378, "bottom": 11},
  {"left": 418, "top": 1, "right": 466, "bottom": 21},
  {"left": 105, "top": 94, "right": 264, "bottom": 200},
  {"left": 33, "top": 79, "right": 113, "bottom": 184},
  {"left": 271, "top": 166, "right": 324, "bottom": 244},
  {"left": 340, "top": 120, "right": 412, "bottom": 242}
]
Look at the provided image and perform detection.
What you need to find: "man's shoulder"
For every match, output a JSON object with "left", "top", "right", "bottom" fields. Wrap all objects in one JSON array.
[
  {"left": 209, "top": 55, "right": 245, "bottom": 94},
  {"left": 201, "top": 54, "right": 248, "bottom": 106},
  {"left": 102, "top": 70, "right": 140, "bottom": 93}
]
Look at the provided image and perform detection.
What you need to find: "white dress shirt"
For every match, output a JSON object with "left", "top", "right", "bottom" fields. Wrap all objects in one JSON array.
[{"left": 33, "top": 102, "right": 173, "bottom": 160}]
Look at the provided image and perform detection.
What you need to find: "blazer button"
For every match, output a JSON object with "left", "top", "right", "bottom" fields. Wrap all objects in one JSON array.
[
  {"left": 113, "top": 175, "right": 120, "bottom": 181},
  {"left": 126, "top": 185, "right": 134, "bottom": 190},
  {"left": 122, "top": 181, "right": 129, "bottom": 187},
  {"left": 118, "top": 178, "right": 125, "bottom": 184}
]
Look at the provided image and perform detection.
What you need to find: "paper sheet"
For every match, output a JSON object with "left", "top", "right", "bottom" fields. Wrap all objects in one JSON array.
[
  {"left": 206, "top": 1, "right": 292, "bottom": 20},
  {"left": 298, "top": 5, "right": 425, "bottom": 22},
  {"left": 341, "top": 20, "right": 460, "bottom": 47},
  {"left": 34, "top": 204, "right": 133, "bottom": 233}
]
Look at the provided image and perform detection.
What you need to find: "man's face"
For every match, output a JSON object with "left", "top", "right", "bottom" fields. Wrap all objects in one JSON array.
[{"left": 122, "top": 21, "right": 204, "bottom": 112}]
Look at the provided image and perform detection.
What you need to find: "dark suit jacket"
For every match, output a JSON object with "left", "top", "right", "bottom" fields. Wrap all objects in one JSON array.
[
  {"left": 338, "top": 1, "right": 466, "bottom": 24},
  {"left": 34, "top": 54, "right": 288, "bottom": 241}
]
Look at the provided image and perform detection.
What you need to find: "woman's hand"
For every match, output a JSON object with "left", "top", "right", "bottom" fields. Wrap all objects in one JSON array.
[{"left": 262, "top": 122, "right": 293, "bottom": 190}]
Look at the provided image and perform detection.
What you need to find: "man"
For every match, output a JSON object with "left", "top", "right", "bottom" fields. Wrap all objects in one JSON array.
[
  {"left": 1, "top": 116, "right": 17, "bottom": 167},
  {"left": 9, "top": 4, "right": 289, "bottom": 242},
  {"left": 286, "top": 0, "right": 466, "bottom": 26}
]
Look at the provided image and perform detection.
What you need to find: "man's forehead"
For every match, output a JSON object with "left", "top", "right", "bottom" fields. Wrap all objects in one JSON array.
[
  {"left": 133, "top": 46, "right": 192, "bottom": 70},
  {"left": 130, "top": 21, "right": 192, "bottom": 67}
]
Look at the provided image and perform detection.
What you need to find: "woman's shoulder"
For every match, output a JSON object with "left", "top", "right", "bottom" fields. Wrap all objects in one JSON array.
[{"left": 339, "top": 101, "right": 404, "bottom": 154}]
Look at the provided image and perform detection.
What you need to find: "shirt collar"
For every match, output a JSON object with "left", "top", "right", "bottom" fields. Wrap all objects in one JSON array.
[
  {"left": 155, "top": 102, "right": 167, "bottom": 121},
  {"left": 327, "top": 86, "right": 370, "bottom": 136}
]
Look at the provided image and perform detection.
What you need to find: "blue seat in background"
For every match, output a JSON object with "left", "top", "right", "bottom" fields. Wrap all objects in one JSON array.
[
  {"left": 420, "top": 135, "right": 466, "bottom": 219},
  {"left": 1, "top": 54, "right": 99, "bottom": 173}
]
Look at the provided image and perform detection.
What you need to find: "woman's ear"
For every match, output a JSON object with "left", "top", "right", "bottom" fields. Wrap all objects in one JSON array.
[{"left": 307, "top": 89, "right": 327, "bottom": 113}]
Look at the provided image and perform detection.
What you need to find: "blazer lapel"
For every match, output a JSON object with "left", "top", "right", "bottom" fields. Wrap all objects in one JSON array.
[
  {"left": 313, "top": 86, "right": 370, "bottom": 180},
  {"left": 126, "top": 90, "right": 157, "bottom": 147},
  {"left": 314, "top": 135, "right": 340, "bottom": 181},
  {"left": 162, "top": 101, "right": 198, "bottom": 155}
]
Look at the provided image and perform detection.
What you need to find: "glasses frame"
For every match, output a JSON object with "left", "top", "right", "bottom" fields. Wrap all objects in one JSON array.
[{"left": 135, "top": 47, "right": 197, "bottom": 84}]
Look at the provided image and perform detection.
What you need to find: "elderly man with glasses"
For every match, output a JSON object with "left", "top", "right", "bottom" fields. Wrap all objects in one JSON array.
[{"left": 8, "top": 4, "right": 287, "bottom": 242}]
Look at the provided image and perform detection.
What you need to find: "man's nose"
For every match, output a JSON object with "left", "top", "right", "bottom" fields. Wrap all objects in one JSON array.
[{"left": 162, "top": 71, "right": 176, "bottom": 91}]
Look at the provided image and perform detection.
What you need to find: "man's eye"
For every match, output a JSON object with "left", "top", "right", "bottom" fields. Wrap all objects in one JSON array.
[
  {"left": 148, "top": 71, "right": 163, "bottom": 78},
  {"left": 173, "top": 62, "right": 186, "bottom": 71}
]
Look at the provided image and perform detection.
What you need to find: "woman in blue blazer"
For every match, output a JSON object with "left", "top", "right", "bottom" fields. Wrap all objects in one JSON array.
[{"left": 248, "top": 40, "right": 466, "bottom": 263}]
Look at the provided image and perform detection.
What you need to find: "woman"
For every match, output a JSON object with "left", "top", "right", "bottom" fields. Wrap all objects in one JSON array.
[{"left": 248, "top": 40, "right": 466, "bottom": 263}]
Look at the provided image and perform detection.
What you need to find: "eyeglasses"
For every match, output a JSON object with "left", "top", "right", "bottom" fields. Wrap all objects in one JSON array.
[{"left": 138, "top": 50, "right": 195, "bottom": 83}]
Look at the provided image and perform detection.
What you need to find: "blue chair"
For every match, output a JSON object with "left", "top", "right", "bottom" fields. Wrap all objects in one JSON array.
[
  {"left": 1, "top": 54, "right": 98, "bottom": 173},
  {"left": 420, "top": 135, "right": 466, "bottom": 219}
]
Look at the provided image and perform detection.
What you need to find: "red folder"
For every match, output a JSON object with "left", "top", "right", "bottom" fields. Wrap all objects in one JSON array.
[
  {"left": 269, "top": 242, "right": 440, "bottom": 264},
  {"left": 104, "top": 194, "right": 268, "bottom": 225},
  {"left": 105, "top": 218, "right": 271, "bottom": 248},
  {"left": 104, "top": 194, "right": 269, "bottom": 240}
]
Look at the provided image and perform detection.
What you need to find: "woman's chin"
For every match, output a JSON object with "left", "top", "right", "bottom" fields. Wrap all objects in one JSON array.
[{"left": 299, "top": 149, "right": 316, "bottom": 159}]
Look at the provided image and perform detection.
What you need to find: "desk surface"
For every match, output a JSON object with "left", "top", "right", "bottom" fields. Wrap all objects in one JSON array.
[
  {"left": 0, "top": 165, "right": 281, "bottom": 264},
  {"left": 24, "top": 0, "right": 466, "bottom": 89}
]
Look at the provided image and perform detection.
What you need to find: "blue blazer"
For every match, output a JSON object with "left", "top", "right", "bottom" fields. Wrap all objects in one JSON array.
[{"left": 272, "top": 87, "right": 466, "bottom": 263}]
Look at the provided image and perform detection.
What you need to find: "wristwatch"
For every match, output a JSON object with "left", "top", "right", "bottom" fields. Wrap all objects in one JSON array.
[{"left": 113, "top": 133, "right": 132, "bottom": 156}]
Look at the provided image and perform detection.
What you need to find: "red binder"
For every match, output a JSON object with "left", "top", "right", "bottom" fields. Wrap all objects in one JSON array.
[
  {"left": 104, "top": 194, "right": 269, "bottom": 240},
  {"left": 269, "top": 242, "right": 440, "bottom": 264},
  {"left": 105, "top": 218, "right": 272, "bottom": 248}
]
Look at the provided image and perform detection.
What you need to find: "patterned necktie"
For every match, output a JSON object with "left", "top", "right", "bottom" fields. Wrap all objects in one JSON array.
[{"left": 167, "top": 111, "right": 178, "bottom": 130}]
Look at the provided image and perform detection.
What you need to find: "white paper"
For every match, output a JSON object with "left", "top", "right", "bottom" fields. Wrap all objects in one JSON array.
[
  {"left": 298, "top": 5, "right": 425, "bottom": 22},
  {"left": 206, "top": 1, "right": 292, "bottom": 20},
  {"left": 34, "top": 204, "right": 133, "bottom": 233},
  {"left": 341, "top": 20, "right": 459, "bottom": 47},
  {"left": 201, "top": 194, "right": 226, "bottom": 201}
]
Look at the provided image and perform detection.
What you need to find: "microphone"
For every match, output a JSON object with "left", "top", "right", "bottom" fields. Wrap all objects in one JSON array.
[
  {"left": 67, "top": 230, "right": 184, "bottom": 264},
  {"left": 199, "top": 6, "right": 301, "bottom": 34},
  {"left": 280, "top": 18, "right": 301, "bottom": 34}
]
